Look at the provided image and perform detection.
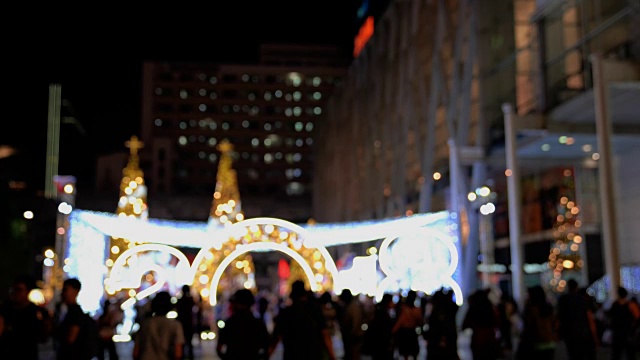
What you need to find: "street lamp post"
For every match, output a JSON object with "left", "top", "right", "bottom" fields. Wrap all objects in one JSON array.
[{"left": 468, "top": 186, "right": 496, "bottom": 289}]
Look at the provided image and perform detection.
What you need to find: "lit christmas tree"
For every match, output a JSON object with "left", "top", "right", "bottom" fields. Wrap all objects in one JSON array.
[
  {"left": 200, "top": 140, "right": 255, "bottom": 301},
  {"left": 108, "top": 136, "right": 148, "bottom": 266},
  {"left": 547, "top": 169, "right": 583, "bottom": 293}
]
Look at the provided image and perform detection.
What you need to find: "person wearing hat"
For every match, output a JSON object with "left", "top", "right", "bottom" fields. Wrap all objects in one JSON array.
[{"left": 216, "top": 289, "right": 269, "bottom": 360}]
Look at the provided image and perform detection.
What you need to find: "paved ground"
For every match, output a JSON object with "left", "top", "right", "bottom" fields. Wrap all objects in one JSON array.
[{"left": 39, "top": 331, "right": 615, "bottom": 359}]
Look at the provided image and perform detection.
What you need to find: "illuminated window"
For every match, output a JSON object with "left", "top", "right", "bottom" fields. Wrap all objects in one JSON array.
[
  {"left": 293, "top": 91, "right": 301, "bottom": 101},
  {"left": 294, "top": 122, "right": 303, "bottom": 132},
  {"left": 275, "top": 90, "right": 283, "bottom": 98},
  {"left": 180, "top": 89, "right": 189, "bottom": 99},
  {"left": 285, "top": 93, "right": 293, "bottom": 101},
  {"left": 233, "top": 105, "right": 240, "bottom": 113},
  {"left": 286, "top": 182, "right": 304, "bottom": 195},
  {"left": 264, "top": 92, "right": 272, "bottom": 101},
  {"left": 179, "top": 122, "right": 187, "bottom": 130},
  {"left": 198, "top": 151, "right": 206, "bottom": 159},
  {"left": 209, "top": 154, "right": 217, "bottom": 162},
  {"left": 199, "top": 89, "right": 207, "bottom": 96},
  {"left": 178, "top": 136, "right": 187, "bottom": 145},
  {"left": 209, "top": 92, "right": 217, "bottom": 100},
  {"left": 242, "top": 120, "right": 250, "bottom": 128},
  {"left": 208, "top": 138, "right": 217, "bottom": 147},
  {"left": 264, "top": 153, "right": 274, "bottom": 164},
  {"left": 264, "top": 123, "right": 272, "bottom": 131},
  {"left": 305, "top": 122, "right": 314, "bottom": 132},
  {"left": 275, "top": 152, "right": 282, "bottom": 160},
  {"left": 312, "top": 77, "right": 321, "bottom": 87},
  {"left": 251, "top": 138, "right": 260, "bottom": 147},
  {"left": 154, "top": 119, "right": 163, "bottom": 127},
  {"left": 285, "top": 108, "right": 293, "bottom": 117},
  {"left": 313, "top": 107, "right": 322, "bottom": 115},
  {"left": 312, "top": 92, "right": 321, "bottom": 100},
  {"left": 210, "top": 76, "right": 217, "bottom": 84},
  {"left": 293, "top": 107, "right": 302, "bottom": 117},
  {"left": 242, "top": 74, "right": 250, "bottom": 82},
  {"left": 209, "top": 121, "right": 217, "bottom": 130},
  {"left": 296, "top": 139, "right": 304, "bottom": 147},
  {"left": 293, "top": 153, "right": 302, "bottom": 162},
  {"left": 222, "top": 122, "right": 230, "bottom": 130}
]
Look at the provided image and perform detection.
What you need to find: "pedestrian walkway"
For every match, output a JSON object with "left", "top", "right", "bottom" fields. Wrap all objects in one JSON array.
[{"left": 38, "top": 330, "right": 614, "bottom": 359}]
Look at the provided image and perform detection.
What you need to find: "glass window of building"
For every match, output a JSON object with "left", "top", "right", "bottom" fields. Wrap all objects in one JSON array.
[
  {"left": 312, "top": 77, "right": 321, "bottom": 87},
  {"left": 199, "top": 104, "right": 207, "bottom": 112},
  {"left": 242, "top": 74, "right": 250, "bottom": 82},
  {"left": 210, "top": 76, "right": 217, "bottom": 84},
  {"left": 293, "top": 153, "right": 302, "bottom": 162},
  {"left": 305, "top": 122, "right": 314, "bottom": 132},
  {"left": 286, "top": 182, "right": 304, "bottom": 196},
  {"left": 293, "top": 91, "right": 301, "bottom": 101},
  {"left": 285, "top": 93, "right": 293, "bottom": 101},
  {"left": 248, "top": 92, "right": 256, "bottom": 101},
  {"left": 242, "top": 120, "right": 250, "bottom": 128},
  {"left": 312, "top": 92, "right": 321, "bottom": 100},
  {"left": 285, "top": 108, "right": 293, "bottom": 117},
  {"left": 264, "top": 123, "right": 272, "bottom": 131},
  {"left": 155, "top": 118, "right": 163, "bottom": 127},
  {"left": 155, "top": 88, "right": 163, "bottom": 95},
  {"left": 306, "top": 138, "right": 313, "bottom": 145},
  {"left": 180, "top": 89, "right": 189, "bottom": 99},
  {"left": 293, "top": 107, "right": 302, "bottom": 117},
  {"left": 222, "top": 122, "right": 230, "bottom": 130},
  {"left": 198, "top": 73, "right": 207, "bottom": 81},
  {"left": 198, "top": 151, "right": 206, "bottom": 159},
  {"left": 275, "top": 152, "right": 282, "bottom": 160},
  {"left": 199, "top": 89, "right": 207, "bottom": 96},
  {"left": 189, "top": 119, "right": 197, "bottom": 127},
  {"left": 209, "top": 154, "right": 217, "bottom": 162},
  {"left": 178, "top": 136, "right": 187, "bottom": 145},
  {"left": 179, "top": 122, "right": 187, "bottom": 130},
  {"left": 313, "top": 107, "right": 322, "bottom": 115},
  {"left": 210, "top": 92, "right": 218, "bottom": 100},
  {"left": 264, "top": 153, "right": 274, "bottom": 164},
  {"left": 251, "top": 138, "right": 260, "bottom": 148},
  {"left": 275, "top": 90, "right": 283, "bottom": 98},
  {"left": 264, "top": 91, "right": 272, "bottom": 101},
  {"left": 208, "top": 138, "right": 217, "bottom": 147},
  {"left": 294, "top": 122, "right": 303, "bottom": 132}
]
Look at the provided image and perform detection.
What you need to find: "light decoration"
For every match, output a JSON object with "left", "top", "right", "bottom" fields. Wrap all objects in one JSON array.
[
  {"left": 111, "top": 135, "right": 148, "bottom": 263},
  {"left": 66, "top": 206, "right": 461, "bottom": 326},
  {"left": 197, "top": 140, "right": 256, "bottom": 300},
  {"left": 547, "top": 169, "right": 583, "bottom": 293}
]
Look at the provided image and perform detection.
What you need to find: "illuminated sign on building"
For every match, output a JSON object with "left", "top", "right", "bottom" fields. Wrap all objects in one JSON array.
[{"left": 354, "top": 16, "right": 374, "bottom": 58}]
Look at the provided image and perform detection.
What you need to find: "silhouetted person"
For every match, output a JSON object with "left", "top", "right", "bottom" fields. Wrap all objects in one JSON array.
[
  {"left": 0, "top": 274, "right": 51, "bottom": 360},
  {"left": 463, "top": 289, "right": 500, "bottom": 360},
  {"left": 134, "top": 291, "right": 184, "bottom": 360},
  {"left": 97, "top": 298, "right": 121, "bottom": 360},
  {"left": 338, "top": 289, "right": 365, "bottom": 360},
  {"left": 426, "top": 289, "right": 459, "bottom": 360},
  {"left": 393, "top": 290, "right": 423, "bottom": 360},
  {"left": 54, "top": 278, "right": 86, "bottom": 360},
  {"left": 362, "top": 293, "right": 395, "bottom": 360},
  {"left": 607, "top": 286, "right": 640, "bottom": 360},
  {"left": 176, "top": 284, "right": 195, "bottom": 360},
  {"left": 518, "top": 285, "right": 557, "bottom": 360},
  {"left": 270, "top": 280, "right": 336, "bottom": 360},
  {"left": 558, "top": 279, "right": 596, "bottom": 360},
  {"left": 216, "top": 289, "right": 269, "bottom": 360}
]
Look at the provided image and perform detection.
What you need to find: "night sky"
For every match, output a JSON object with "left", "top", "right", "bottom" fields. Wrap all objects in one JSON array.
[{"left": 5, "top": 1, "right": 365, "bottom": 193}]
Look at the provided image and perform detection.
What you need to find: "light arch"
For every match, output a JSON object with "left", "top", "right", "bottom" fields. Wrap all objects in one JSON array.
[
  {"left": 208, "top": 242, "right": 317, "bottom": 306},
  {"left": 192, "top": 217, "right": 338, "bottom": 304}
]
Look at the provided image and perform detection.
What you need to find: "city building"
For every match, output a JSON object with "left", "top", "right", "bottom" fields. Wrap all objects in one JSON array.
[
  {"left": 313, "top": 0, "right": 640, "bottom": 302},
  {"left": 135, "top": 44, "right": 348, "bottom": 222}
]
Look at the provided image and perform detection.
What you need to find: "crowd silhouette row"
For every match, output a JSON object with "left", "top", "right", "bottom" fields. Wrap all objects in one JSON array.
[{"left": 0, "top": 274, "right": 639, "bottom": 360}]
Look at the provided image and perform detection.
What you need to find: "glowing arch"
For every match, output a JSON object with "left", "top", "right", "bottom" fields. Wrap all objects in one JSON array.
[
  {"left": 376, "top": 227, "right": 463, "bottom": 305},
  {"left": 208, "top": 242, "right": 317, "bottom": 306},
  {"left": 109, "top": 243, "right": 193, "bottom": 289},
  {"left": 192, "top": 217, "right": 339, "bottom": 305}
]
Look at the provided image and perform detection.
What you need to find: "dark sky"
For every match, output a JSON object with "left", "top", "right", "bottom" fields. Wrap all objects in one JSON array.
[{"left": 5, "top": 1, "right": 367, "bottom": 192}]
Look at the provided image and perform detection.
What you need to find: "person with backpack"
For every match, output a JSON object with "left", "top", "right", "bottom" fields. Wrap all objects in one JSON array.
[{"left": 54, "top": 278, "right": 99, "bottom": 360}]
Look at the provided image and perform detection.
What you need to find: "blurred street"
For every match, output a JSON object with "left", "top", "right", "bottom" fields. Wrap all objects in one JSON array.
[{"left": 37, "top": 330, "right": 616, "bottom": 360}]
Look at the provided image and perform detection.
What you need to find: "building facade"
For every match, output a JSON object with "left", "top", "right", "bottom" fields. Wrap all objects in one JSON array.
[
  {"left": 136, "top": 44, "right": 348, "bottom": 222},
  {"left": 313, "top": 0, "right": 640, "bottom": 300}
]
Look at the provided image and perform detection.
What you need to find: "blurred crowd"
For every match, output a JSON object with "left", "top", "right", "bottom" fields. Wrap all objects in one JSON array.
[{"left": 0, "top": 273, "right": 638, "bottom": 360}]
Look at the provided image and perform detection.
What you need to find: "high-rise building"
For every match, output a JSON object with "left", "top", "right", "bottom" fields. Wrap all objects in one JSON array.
[
  {"left": 139, "top": 44, "right": 348, "bottom": 221},
  {"left": 313, "top": 0, "right": 640, "bottom": 301}
]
